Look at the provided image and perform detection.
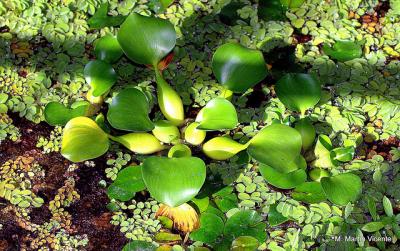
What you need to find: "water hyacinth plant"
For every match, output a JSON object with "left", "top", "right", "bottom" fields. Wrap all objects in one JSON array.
[{"left": 40, "top": 10, "right": 366, "bottom": 249}]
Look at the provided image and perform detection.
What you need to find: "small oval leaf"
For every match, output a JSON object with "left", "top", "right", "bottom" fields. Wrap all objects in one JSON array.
[
  {"left": 295, "top": 117, "right": 316, "bottom": 151},
  {"left": 44, "top": 101, "right": 89, "bottom": 126},
  {"left": 184, "top": 122, "right": 206, "bottom": 146},
  {"left": 322, "top": 40, "right": 362, "bottom": 62}
]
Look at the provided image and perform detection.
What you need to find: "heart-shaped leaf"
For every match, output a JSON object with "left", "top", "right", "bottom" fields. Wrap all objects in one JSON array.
[
  {"left": 111, "top": 133, "right": 164, "bottom": 154},
  {"left": 321, "top": 173, "right": 362, "bottom": 205},
  {"left": 275, "top": 73, "right": 321, "bottom": 114},
  {"left": 203, "top": 137, "right": 247, "bottom": 160},
  {"left": 107, "top": 165, "right": 145, "bottom": 201},
  {"left": 292, "top": 181, "right": 327, "bottom": 203},
  {"left": 195, "top": 98, "right": 238, "bottom": 131},
  {"left": 231, "top": 236, "right": 260, "bottom": 251},
  {"left": 294, "top": 117, "right": 316, "bottom": 151},
  {"left": 61, "top": 117, "right": 109, "bottom": 162},
  {"left": 94, "top": 35, "right": 123, "bottom": 63},
  {"left": 259, "top": 163, "right": 307, "bottom": 189},
  {"left": 152, "top": 120, "right": 180, "bottom": 144},
  {"left": 84, "top": 60, "right": 117, "bottom": 97},
  {"left": 142, "top": 156, "right": 206, "bottom": 207},
  {"left": 190, "top": 213, "right": 224, "bottom": 244},
  {"left": 224, "top": 210, "right": 267, "bottom": 242},
  {"left": 247, "top": 124, "right": 302, "bottom": 173},
  {"left": 212, "top": 43, "right": 267, "bottom": 93},
  {"left": 184, "top": 122, "right": 206, "bottom": 146},
  {"left": 168, "top": 144, "right": 192, "bottom": 158},
  {"left": 117, "top": 13, "right": 176, "bottom": 65},
  {"left": 88, "top": 3, "right": 126, "bottom": 29},
  {"left": 107, "top": 88, "right": 154, "bottom": 132},
  {"left": 44, "top": 101, "right": 90, "bottom": 126},
  {"left": 155, "top": 70, "right": 185, "bottom": 126},
  {"left": 322, "top": 40, "right": 362, "bottom": 62}
]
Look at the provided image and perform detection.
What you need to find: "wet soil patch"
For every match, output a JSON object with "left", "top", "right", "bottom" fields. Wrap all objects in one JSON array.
[{"left": 0, "top": 114, "right": 126, "bottom": 250}]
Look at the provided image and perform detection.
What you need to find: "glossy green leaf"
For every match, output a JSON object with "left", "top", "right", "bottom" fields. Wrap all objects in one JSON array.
[
  {"left": 212, "top": 43, "right": 267, "bottom": 93},
  {"left": 168, "top": 144, "right": 192, "bottom": 158},
  {"left": 195, "top": 98, "right": 238, "bottom": 130},
  {"left": 321, "top": 173, "right": 362, "bottom": 205},
  {"left": 44, "top": 101, "right": 89, "bottom": 126},
  {"left": 117, "top": 13, "right": 176, "bottom": 65},
  {"left": 107, "top": 166, "right": 145, "bottom": 201},
  {"left": 331, "top": 146, "right": 355, "bottom": 162},
  {"left": 152, "top": 120, "right": 180, "bottom": 144},
  {"left": 155, "top": 70, "right": 184, "bottom": 126},
  {"left": 122, "top": 241, "right": 156, "bottom": 251},
  {"left": 259, "top": 163, "right": 307, "bottom": 189},
  {"left": 275, "top": 73, "right": 321, "bottom": 114},
  {"left": 203, "top": 137, "right": 247, "bottom": 160},
  {"left": 361, "top": 222, "right": 385, "bottom": 233},
  {"left": 231, "top": 236, "right": 260, "bottom": 251},
  {"left": 61, "top": 117, "right": 109, "bottom": 162},
  {"left": 88, "top": 3, "right": 126, "bottom": 29},
  {"left": 94, "top": 35, "right": 123, "bottom": 63},
  {"left": 268, "top": 204, "right": 288, "bottom": 226},
  {"left": 142, "top": 157, "right": 206, "bottom": 207},
  {"left": 295, "top": 118, "right": 316, "bottom": 150},
  {"left": 322, "top": 40, "right": 362, "bottom": 62},
  {"left": 292, "top": 182, "right": 327, "bottom": 203},
  {"left": 107, "top": 88, "right": 154, "bottom": 132},
  {"left": 190, "top": 213, "right": 224, "bottom": 244},
  {"left": 111, "top": 133, "right": 164, "bottom": 154},
  {"left": 224, "top": 210, "right": 267, "bottom": 242},
  {"left": 184, "top": 122, "right": 206, "bottom": 146},
  {"left": 247, "top": 124, "right": 302, "bottom": 173},
  {"left": 84, "top": 60, "right": 117, "bottom": 97}
]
